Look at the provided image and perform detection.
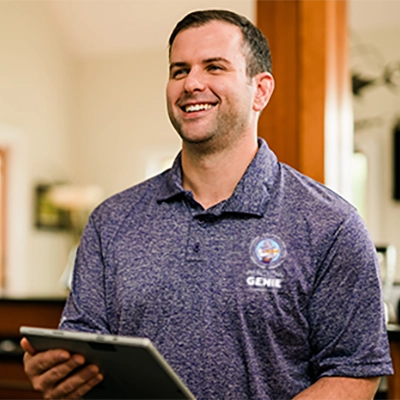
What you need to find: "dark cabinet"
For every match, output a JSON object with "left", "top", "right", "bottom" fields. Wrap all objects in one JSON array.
[{"left": 0, "top": 298, "right": 65, "bottom": 399}]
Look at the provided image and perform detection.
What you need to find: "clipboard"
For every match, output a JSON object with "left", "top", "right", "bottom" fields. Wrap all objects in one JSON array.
[{"left": 20, "top": 326, "right": 195, "bottom": 400}]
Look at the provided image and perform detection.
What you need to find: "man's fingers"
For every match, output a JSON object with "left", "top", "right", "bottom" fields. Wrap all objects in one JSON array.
[
  {"left": 67, "top": 372, "right": 104, "bottom": 399},
  {"left": 30, "top": 354, "right": 84, "bottom": 393},
  {"left": 43, "top": 364, "right": 103, "bottom": 400},
  {"left": 24, "top": 348, "right": 72, "bottom": 379},
  {"left": 20, "top": 337, "right": 36, "bottom": 355},
  {"left": 20, "top": 339, "right": 103, "bottom": 399}
]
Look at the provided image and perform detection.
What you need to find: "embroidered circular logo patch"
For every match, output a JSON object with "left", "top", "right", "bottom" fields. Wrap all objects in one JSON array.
[{"left": 250, "top": 235, "right": 286, "bottom": 269}]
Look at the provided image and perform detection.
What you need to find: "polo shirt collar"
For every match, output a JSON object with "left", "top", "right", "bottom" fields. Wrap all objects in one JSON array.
[{"left": 157, "top": 138, "right": 278, "bottom": 217}]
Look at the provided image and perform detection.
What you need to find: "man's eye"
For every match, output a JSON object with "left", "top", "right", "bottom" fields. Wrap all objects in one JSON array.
[
  {"left": 172, "top": 69, "right": 188, "bottom": 79},
  {"left": 208, "top": 65, "right": 223, "bottom": 72}
]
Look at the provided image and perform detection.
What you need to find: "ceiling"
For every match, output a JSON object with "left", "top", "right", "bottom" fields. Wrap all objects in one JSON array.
[
  {"left": 44, "top": 0, "right": 254, "bottom": 57},
  {"left": 43, "top": 0, "right": 400, "bottom": 59}
]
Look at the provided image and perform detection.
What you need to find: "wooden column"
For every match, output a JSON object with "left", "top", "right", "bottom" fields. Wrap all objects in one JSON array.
[{"left": 256, "top": 0, "right": 350, "bottom": 185}]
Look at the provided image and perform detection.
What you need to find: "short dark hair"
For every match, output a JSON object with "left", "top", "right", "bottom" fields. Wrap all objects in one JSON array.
[{"left": 168, "top": 9, "right": 272, "bottom": 77}]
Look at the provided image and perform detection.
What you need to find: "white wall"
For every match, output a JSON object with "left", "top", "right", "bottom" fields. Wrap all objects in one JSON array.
[
  {"left": 349, "top": 1, "right": 400, "bottom": 280},
  {"left": 72, "top": 52, "right": 181, "bottom": 197},
  {"left": 0, "top": 1, "right": 74, "bottom": 296}
]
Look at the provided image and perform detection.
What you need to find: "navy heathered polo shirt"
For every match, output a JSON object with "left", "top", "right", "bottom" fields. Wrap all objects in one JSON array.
[{"left": 60, "top": 139, "right": 393, "bottom": 399}]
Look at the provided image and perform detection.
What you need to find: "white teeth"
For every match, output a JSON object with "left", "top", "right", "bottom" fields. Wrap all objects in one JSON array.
[{"left": 185, "top": 103, "right": 214, "bottom": 113}]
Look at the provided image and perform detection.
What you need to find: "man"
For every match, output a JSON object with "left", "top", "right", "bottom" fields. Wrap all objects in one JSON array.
[{"left": 21, "top": 9, "right": 393, "bottom": 400}]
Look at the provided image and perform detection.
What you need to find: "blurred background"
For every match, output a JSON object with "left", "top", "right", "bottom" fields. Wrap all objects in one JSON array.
[
  {"left": 1, "top": 1, "right": 400, "bottom": 399},
  {"left": 0, "top": 0, "right": 399, "bottom": 298}
]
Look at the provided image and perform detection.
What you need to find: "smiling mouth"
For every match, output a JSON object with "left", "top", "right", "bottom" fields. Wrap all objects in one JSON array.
[{"left": 183, "top": 103, "right": 215, "bottom": 113}]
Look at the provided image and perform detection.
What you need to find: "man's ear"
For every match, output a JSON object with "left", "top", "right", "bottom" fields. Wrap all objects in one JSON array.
[{"left": 252, "top": 72, "right": 275, "bottom": 112}]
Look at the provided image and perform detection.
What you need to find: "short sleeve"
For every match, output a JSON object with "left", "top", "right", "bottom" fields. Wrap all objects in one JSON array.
[{"left": 308, "top": 212, "right": 393, "bottom": 378}]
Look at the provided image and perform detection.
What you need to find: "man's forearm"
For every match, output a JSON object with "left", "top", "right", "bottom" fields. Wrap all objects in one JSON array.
[{"left": 293, "top": 376, "right": 381, "bottom": 400}]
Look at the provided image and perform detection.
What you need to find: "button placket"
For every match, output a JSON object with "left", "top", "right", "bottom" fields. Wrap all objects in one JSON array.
[{"left": 186, "top": 219, "right": 204, "bottom": 261}]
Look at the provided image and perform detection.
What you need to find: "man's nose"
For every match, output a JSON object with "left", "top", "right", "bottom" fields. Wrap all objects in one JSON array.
[{"left": 183, "top": 69, "right": 206, "bottom": 93}]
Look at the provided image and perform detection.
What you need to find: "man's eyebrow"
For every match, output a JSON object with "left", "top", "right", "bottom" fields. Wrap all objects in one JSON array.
[
  {"left": 169, "top": 57, "right": 232, "bottom": 71},
  {"left": 169, "top": 62, "right": 189, "bottom": 71},
  {"left": 203, "top": 57, "right": 231, "bottom": 65}
]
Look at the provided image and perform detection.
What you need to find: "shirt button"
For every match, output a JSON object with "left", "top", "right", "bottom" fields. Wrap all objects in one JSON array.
[{"left": 193, "top": 242, "right": 200, "bottom": 252}]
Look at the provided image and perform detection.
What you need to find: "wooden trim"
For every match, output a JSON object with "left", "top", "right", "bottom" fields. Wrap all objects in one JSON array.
[
  {"left": 297, "top": 0, "right": 325, "bottom": 183},
  {"left": 387, "top": 341, "right": 400, "bottom": 400},
  {"left": 0, "top": 148, "right": 6, "bottom": 289},
  {"left": 256, "top": 0, "right": 349, "bottom": 185}
]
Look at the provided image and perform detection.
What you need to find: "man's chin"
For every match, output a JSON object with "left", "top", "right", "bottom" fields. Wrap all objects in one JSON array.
[
  {"left": 176, "top": 130, "right": 214, "bottom": 145},
  {"left": 180, "top": 135, "right": 224, "bottom": 157},
  {"left": 182, "top": 136, "right": 212, "bottom": 145}
]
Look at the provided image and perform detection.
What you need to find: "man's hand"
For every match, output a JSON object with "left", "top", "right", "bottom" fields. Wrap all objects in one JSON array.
[{"left": 21, "top": 337, "right": 103, "bottom": 399}]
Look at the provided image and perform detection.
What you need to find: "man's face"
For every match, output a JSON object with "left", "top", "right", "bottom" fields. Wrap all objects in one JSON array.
[{"left": 166, "top": 21, "right": 258, "bottom": 152}]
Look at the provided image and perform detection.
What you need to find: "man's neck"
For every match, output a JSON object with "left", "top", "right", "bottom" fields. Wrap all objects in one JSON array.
[{"left": 181, "top": 136, "right": 258, "bottom": 210}]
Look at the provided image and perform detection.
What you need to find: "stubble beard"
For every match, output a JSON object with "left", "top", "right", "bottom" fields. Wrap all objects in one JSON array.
[{"left": 168, "top": 103, "right": 250, "bottom": 157}]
